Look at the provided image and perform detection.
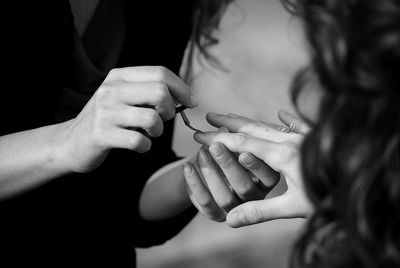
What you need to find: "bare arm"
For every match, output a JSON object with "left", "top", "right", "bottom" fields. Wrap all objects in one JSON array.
[
  {"left": 0, "top": 66, "right": 195, "bottom": 201},
  {"left": 0, "top": 122, "right": 71, "bottom": 200},
  {"left": 139, "top": 155, "right": 196, "bottom": 221}
]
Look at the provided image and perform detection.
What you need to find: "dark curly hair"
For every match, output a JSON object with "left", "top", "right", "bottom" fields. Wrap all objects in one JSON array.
[
  {"left": 184, "top": 0, "right": 234, "bottom": 82},
  {"left": 284, "top": 1, "right": 400, "bottom": 268}
]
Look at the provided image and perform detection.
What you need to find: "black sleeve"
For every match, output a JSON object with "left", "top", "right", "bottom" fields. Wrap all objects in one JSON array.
[{"left": 74, "top": 118, "right": 199, "bottom": 248}]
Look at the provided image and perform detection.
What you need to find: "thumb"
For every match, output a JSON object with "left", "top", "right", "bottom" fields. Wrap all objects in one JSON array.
[{"left": 226, "top": 195, "right": 307, "bottom": 228}]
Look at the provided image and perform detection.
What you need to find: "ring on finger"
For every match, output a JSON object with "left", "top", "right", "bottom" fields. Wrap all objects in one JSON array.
[{"left": 279, "top": 123, "right": 296, "bottom": 133}]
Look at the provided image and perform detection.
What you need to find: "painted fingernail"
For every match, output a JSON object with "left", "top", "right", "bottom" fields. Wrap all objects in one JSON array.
[
  {"left": 209, "top": 143, "right": 223, "bottom": 158},
  {"left": 198, "top": 150, "right": 210, "bottom": 164},
  {"left": 183, "top": 163, "right": 193, "bottom": 175}
]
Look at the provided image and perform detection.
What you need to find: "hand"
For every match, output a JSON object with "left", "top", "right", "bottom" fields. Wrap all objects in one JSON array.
[
  {"left": 190, "top": 111, "right": 313, "bottom": 227},
  {"left": 57, "top": 66, "right": 196, "bottom": 173},
  {"left": 184, "top": 128, "right": 280, "bottom": 222}
]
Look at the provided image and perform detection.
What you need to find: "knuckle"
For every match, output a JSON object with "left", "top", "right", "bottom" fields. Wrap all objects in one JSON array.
[
  {"left": 248, "top": 205, "right": 265, "bottom": 223},
  {"left": 163, "top": 107, "right": 176, "bottom": 121},
  {"left": 234, "top": 133, "right": 248, "bottom": 147},
  {"left": 144, "top": 110, "right": 160, "bottom": 128},
  {"left": 129, "top": 135, "right": 151, "bottom": 152},
  {"left": 95, "top": 84, "right": 114, "bottom": 106},
  {"left": 154, "top": 83, "right": 170, "bottom": 101},
  {"left": 154, "top": 66, "right": 169, "bottom": 80},
  {"left": 108, "top": 68, "right": 120, "bottom": 77},
  {"left": 128, "top": 135, "right": 142, "bottom": 150},
  {"left": 91, "top": 127, "right": 106, "bottom": 148},
  {"left": 93, "top": 108, "right": 109, "bottom": 125}
]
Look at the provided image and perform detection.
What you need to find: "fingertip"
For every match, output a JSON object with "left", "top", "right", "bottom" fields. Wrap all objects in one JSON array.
[
  {"left": 193, "top": 131, "right": 206, "bottom": 144},
  {"left": 137, "top": 141, "right": 152, "bottom": 153},
  {"left": 277, "top": 109, "right": 289, "bottom": 121},
  {"left": 207, "top": 112, "right": 219, "bottom": 118},
  {"left": 226, "top": 210, "right": 242, "bottom": 228},
  {"left": 189, "top": 94, "right": 198, "bottom": 108},
  {"left": 278, "top": 109, "right": 290, "bottom": 116},
  {"left": 193, "top": 132, "right": 202, "bottom": 142},
  {"left": 183, "top": 162, "right": 193, "bottom": 176},
  {"left": 209, "top": 142, "right": 224, "bottom": 158},
  {"left": 238, "top": 153, "right": 255, "bottom": 168}
]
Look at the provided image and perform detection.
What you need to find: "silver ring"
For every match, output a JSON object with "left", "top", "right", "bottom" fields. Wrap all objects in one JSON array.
[
  {"left": 279, "top": 124, "right": 296, "bottom": 133},
  {"left": 288, "top": 123, "right": 296, "bottom": 133}
]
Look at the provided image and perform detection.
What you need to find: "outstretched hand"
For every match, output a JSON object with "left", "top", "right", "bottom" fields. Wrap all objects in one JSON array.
[{"left": 185, "top": 110, "right": 313, "bottom": 228}]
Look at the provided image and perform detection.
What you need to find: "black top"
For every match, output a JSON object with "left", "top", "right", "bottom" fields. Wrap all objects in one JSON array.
[{"left": 0, "top": 1, "right": 196, "bottom": 267}]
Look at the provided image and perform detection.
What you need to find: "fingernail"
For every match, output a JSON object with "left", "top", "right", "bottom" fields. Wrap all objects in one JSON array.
[
  {"left": 209, "top": 143, "right": 223, "bottom": 158},
  {"left": 228, "top": 113, "right": 239, "bottom": 118},
  {"left": 226, "top": 210, "right": 240, "bottom": 227},
  {"left": 183, "top": 163, "right": 193, "bottom": 175},
  {"left": 198, "top": 150, "right": 210, "bottom": 164},
  {"left": 239, "top": 153, "right": 253, "bottom": 168},
  {"left": 208, "top": 112, "right": 219, "bottom": 117},
  {"left": 190, "top": 95, "right": 198, "bottom": 107},
  {"left": 193, "top": 132, "right": 203, "bottom": 142}
]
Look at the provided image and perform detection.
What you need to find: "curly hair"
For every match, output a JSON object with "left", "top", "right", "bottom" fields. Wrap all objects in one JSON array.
[{"left": 284, "top": 1, "right": 400, "bottom": 268}]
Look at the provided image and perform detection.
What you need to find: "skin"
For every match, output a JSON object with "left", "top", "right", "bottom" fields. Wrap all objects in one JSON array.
[
  {"left": 184, "top": 111, "right": 313, "bottom": 227},
  {"left": 0, "top": 66, "right": 196, "bottom": 201}
]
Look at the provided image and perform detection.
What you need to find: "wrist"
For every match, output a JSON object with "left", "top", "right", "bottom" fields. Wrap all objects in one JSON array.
[{"left": 49, "top": 120, "right": 76, "bottom": 175}]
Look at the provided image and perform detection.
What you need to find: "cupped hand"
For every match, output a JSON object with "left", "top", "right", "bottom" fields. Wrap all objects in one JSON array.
[
  {"left": 57, "top": 66, "right": 196, "bottom": 173},
  {"left": 187, "top": 111, "right": 313, "bottom": 227}
]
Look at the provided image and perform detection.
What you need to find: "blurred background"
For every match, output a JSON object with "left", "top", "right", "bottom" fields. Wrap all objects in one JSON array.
[{"left": 138, "top": 1, "right": 308, "bottom": 267}]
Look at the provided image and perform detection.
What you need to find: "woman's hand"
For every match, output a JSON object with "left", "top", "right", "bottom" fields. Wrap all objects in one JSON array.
[
  {"left": 57, "top": 66, "right": 196, "bottom": 173},
  {"left": 185, "top": 111, "right": 313, "bottom": 227},
  {"left": 184, "top": 129, "right": 280, "bottom": 222}
]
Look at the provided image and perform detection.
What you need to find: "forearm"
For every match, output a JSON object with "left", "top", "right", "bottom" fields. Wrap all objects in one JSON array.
[
  {"left": 0, "top": 121, "right": 72, "bottom": 200},
  {"left": 139, "top": 154, "right": 197, "bottom": 221}
]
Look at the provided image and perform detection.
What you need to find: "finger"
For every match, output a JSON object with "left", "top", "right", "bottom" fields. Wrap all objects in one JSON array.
[
  {"left": 107, "top": 66, "right": 197, "bottom": 108},
  {"left": 115, "top": 107, "right": 163, "bottom": 137},
  {"left": 278, "top": 110, "right": 310, "bottom": 135},
  {"left": 194, "top": 131, "right": 297, "bottom": 174},
  {"left": 117, "top": 82, "right": 176, "bottom": 121},
  {"left": 104, "top": 128, "right": 152, "bottom": 153},
  {"left": 183, "top": 162, "right": 225, "bottom": 221},
  {"left": 226, "top": 195, "right": 305, "bottom": 228},
  {"left": 209, "top": 143, "right": 266, "bottom": 200},
  {"left": 198, "top": 150, "right": 241, "bottom": 213},
  {"left": 194, "top": 132, "right": 273, "bottom": 162},
  {"left": 206, "top": 112, "right": 300, "bottom": 143},
  {"left": 238, "top": 153, "right": 280, "bottom": 189}
]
